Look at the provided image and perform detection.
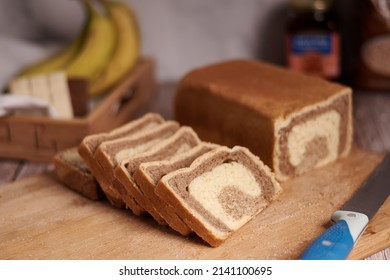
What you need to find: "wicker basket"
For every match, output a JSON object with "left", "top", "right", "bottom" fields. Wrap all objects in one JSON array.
[{"left": 0, "top": 57, "right": 156, "bottom": 162}]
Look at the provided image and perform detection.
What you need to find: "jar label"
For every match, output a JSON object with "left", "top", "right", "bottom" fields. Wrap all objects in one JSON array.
[
  {"left": 287, "top": 32, "right": 340, "bottom": 79},
  {"left": 291, "top": 34, "right": 332, "bottom": 54}
]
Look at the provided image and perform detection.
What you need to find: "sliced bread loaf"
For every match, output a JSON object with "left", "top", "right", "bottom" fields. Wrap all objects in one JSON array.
[
  {"left": 78, "top": 113, "right": 165, "bottom": 207},
  {"left": 95, "top": 121, "right": 180, "bottom": 214},
  {"left": 114, "top": 126, "right": 201, "bottom": 224}
]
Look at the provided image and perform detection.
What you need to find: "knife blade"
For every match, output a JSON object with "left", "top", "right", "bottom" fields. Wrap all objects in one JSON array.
[{"left": 300, "top": 152, "right": 390, "bottom": 260}]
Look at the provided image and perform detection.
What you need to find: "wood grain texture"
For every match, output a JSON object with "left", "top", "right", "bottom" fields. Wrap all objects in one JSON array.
[
  {"left": 353, "top": 91, "right": 390, "bottom": 153},
  {"left": 0, "top": 159, "right": 20, "bottom": 185},
  {"left": 0, "top": 148, "right": 387, "bottom": 260}
]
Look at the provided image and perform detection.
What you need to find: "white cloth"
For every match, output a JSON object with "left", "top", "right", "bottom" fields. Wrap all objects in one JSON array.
[{"left": 0, "top": 95, "right": 57, "bottom": 118}]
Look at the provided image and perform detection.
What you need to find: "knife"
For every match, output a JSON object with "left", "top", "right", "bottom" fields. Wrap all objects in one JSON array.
[{"left": 300, "top": 152, "right": 390, "bottom": 260}]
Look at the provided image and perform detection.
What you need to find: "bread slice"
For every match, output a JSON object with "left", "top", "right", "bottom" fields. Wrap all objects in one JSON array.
[
  {"left": 95, "top": 121, "right": 180, "bottom": 214},
  {"left": 114, "top": 126, "right": 201, "bottom": 224},
  {"left": 133, "top": 142, "right": 218, "bottom": 235},
  {"left": 78, "top": 113, "right": 165, "bottom": 208},
  {"left": 53, "top": 147, "right": 102, "bottom": 200},
  {"left": 155, "top": 146, "right": 282, "bottom": 247}
]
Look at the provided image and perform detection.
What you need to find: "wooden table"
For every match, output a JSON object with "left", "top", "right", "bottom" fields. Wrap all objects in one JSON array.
[{"left": 1, "top": 83, "right": 389, "bottom": 260}]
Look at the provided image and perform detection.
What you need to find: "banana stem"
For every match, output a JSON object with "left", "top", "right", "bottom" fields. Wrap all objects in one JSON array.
[{"left": 86, "top": 0, "right": 110, "bottom": 17}]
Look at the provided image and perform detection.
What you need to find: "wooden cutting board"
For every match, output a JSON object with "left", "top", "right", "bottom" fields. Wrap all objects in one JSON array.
[{"left": 0, "top": 148, "right": 389, "bottom": 260}]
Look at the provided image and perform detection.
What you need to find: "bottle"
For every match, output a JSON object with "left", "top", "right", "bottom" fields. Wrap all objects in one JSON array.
[{"left": 285, "top": 0, "right": 341, "bottom": 80}]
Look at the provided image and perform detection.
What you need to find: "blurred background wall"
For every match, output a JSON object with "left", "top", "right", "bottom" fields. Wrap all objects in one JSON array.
[{"left": 0, "top": 0, "right": 358, "bottom": 87}]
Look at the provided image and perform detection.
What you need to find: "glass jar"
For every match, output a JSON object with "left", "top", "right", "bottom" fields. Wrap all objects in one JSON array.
[{"left": 285, "top": 0, "right": 341, "bottom": 80}]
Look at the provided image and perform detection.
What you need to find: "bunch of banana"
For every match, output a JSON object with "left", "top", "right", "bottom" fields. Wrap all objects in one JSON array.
[
  {"left": 89, "top": 0, "right": 140, "bottom": 95},
  {"left": 9, "top": 0, "right": 141, "bottom": 97},
  {"left": 15, "top": 35, "right": 84, "bottom": 78},
  {"left": 65, "top": 0, "right": 117, "bottom": 84}
]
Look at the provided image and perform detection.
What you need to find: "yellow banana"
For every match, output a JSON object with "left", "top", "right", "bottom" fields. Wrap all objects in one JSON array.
[
  {"left": 10, "top": 2, "right": 92, "bottom": 79},
  {"left": 2, "top": 1, "right": 91, "bottom": 93},
  {"left": 89, "top": 0, "right": 141, "bottom": 96},
  {"left": 65, "top": 0, "right": 117, "bottom": 84},
  {"left": 16, "top": 37, "right": 82, "bottom": 78}
]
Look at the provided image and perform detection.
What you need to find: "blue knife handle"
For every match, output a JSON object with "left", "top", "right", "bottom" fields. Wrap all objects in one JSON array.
[
  {"left": 300, "top": 220, "right": 354, "bottom": 260},
  {"left": 300, "top": 211, "right": 369, "bottom": 260}
]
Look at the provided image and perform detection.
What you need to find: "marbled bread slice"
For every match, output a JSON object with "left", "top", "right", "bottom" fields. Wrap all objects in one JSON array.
[
  {"left": 95, "top": 121, "right": 180, "bottom": 214},
  {"left": 114, "top": 126, "right": 201, "bottom": 224},
  {"left": 133, "top": 143, "right": 218, "bottom": 235},
  {"left": 54, "top": 147, "right": 102, "bottom": 200},
  {"left": 155, "top": 146, "right": 282, "bottom": 247},
  {"left": 78, "top": 113, "right": 165, "bottom": 208}
]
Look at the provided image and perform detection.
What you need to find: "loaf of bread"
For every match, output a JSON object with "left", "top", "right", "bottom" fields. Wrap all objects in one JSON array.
[
  {"left": 78, "top": 113, "right": 165, "bottom": 207},
  {"left": 134, "top": 143, "right": 218, "bottom": 235},
  {"left": 174, "top": 60, "right": 353, "bottom": 181},
  {"left": 113, "top": 126, "right": 201, "bottom": 224},
  {"left": 94, "top": 121, "right": 180, "bottom": 213},
  {"left": 155, "top": 146, "right": 282, "bottom": 247},
  {"left": 53, "top": 147, "right": 102, "bottom": 200}
]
